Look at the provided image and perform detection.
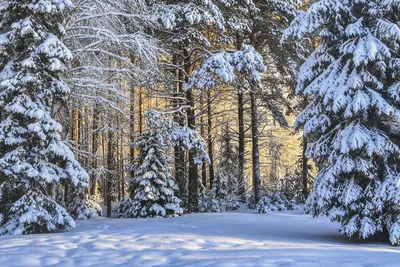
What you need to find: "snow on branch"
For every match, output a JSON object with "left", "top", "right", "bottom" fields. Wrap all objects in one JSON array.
[
  {"left": 185, "top": 44, "right": 266, "bottom": 92},
  {"left": 143, "top": 110, "right": 209, "bottom": 165}
]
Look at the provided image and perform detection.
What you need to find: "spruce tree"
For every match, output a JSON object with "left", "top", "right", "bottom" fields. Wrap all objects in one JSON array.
[
  {"left": 0, "top": 0, "right": 88, "bottom": 235},
  {"left": 123, "top": 111, "right": 183, "bottom": 218},
  {"left": 284, "top": 0, "right": 400, "bottom": 244},
  {"left": 212, "top": 123, "right": 240, "bottom": 202}
]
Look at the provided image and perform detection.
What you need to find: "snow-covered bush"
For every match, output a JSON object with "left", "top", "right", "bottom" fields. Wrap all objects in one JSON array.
[
  {"left": 199, "top": 192, "right": 223, "bottom": 213},
  {"left": 256, "top": 192, "right": 299, "bottom": 214},
  {"left": 67, "top": 191, "right": 102, "bottom": 220},
  {"left": 198, "top": 192, "right": 242, "bottom": 213},
  {"left": 225, "top": 196, "right": 241, "bottom": 212}
]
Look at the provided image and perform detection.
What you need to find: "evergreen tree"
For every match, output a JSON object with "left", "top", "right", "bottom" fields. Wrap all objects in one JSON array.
[
  {"left": 212, "top": 123, "right": 240, "bottom": 202},
  {"left": 284, "top": 0, "right": 400, "bottom": 244},
  {"left": 0, "top": 0, "right": 88, "bottom": 235},
  {"left": 123, "top": 111, "right": 183, "bottom": 218},
  {"left": 208, "top": 123, "right": 241, "bottom": 211},
  {"left": 66, "top": 188, "right": 102, "bottom": 220}
]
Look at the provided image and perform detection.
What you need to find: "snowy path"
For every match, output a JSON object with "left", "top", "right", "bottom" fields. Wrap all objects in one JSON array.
[{"left": 0, "top": 209, "right": 399, "bottom": 266}]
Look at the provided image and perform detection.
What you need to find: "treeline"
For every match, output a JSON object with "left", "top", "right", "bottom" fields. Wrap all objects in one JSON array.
[
  {"left": 0, "top": 0, "right": 312, "bottom": 235},
  {"left": 58, "top": 0, "right": 312, "bottom": 214}
]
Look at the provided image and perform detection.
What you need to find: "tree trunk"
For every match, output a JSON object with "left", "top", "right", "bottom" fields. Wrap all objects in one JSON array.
[
  {"left": 302, "top": 136, "right": 309, "bottom": 200},
  {"left": 90, "top": 104, "right": 99, "bottom": 196},
  {"left": 250, "top": 91, "right": 262, "bottom": 205},
  {"left": 130, "top": 85, "right": 135, "bottom": 180},
  {"left": 207, "top": 90, "right": 215, "bottom": 189},
  {"left": 185, "top": 49, "right": 199, "bottom": 212},
  {"left": 116, "top": 114, "right": 121, "bottom": 202},
  {"left": 200, "top": 92, "right": 207, "bottom": 189},
  {"left": 77, "top": 108, "right": 82, "bottom": 162},
  {"left": 173, "top": 55, "right": 187, "bottom": 200},
  {"left": 106, "top": 129, "right": 114, "bottom": 218},
  {"left": 120, "top": 128, "right": 125, "bottom": 197},
  {"left": 236, "top": 34, "right": 246, "bottom": 201},
  {"left": 138, "top": 88, "right": 143, "bottom": 135}
]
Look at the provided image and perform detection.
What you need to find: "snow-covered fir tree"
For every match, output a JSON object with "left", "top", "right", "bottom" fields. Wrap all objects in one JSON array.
[
  {"left": 283, "top": 0, "right": 400, "bottom": 244},
  {"left": 66, "top": 188, "right": 102, "bottom": 220},
  {"left": 0, "top": 0, "right": 89, "bottom": 235},
  {"left": 212, "top": 123, "right": 241, "bottom": 203},
  {"left": 123, "top": 111, "right": 183, "bottom": 218}
]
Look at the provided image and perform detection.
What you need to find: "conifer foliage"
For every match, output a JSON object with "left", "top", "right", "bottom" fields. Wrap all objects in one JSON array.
[
  {"left": 212, "top": 123, "right": 241, "bottom": 206},
  {"left": 284, "top": 0, "right": 400, "bottom": 244},
  {"left": 123, "top": 111, "right": 183, "bottom": 218},
  {"left": 0, "top": 0, "right": 88, "bottom": 234}
]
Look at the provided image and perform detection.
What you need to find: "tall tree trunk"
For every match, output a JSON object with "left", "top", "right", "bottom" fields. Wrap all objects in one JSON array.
[
  {"left": 106, "top": 129, "right": 114, "bottom": 218},
  {"left": 207, "top": 90, "right": 215, "bottom": 189},
  {"left": 90, "top": 104, "right": 99, "bottom": 196},
  {"left": 138, "top": 87, "right": 143, "bottom": 135},
  {"left": 185, "top": 49, "right": 199, "bottom": 212},
  {"left": 77, "top": 108, "right": 82, "bottom": 162},
  {"left": 250, "top": 30, "right": 262, "bottom": 205},
  {"left": 302, "top": 136, "right": 309, "bottom": 200},
  {"left": 236, "top": 34, "right": 246, "bottom": 201},
  {"left": 130, "top": 85, "right": 135, "bottom": 180},
  {"left": 116, "top": 114, "right": 121, "bottom": 202},
  {"left": 200, "top": 92, "right": 207, "bottom": 189},
  {"left": 120, "top": 127, "right": 125, "bottom": 197},
  {"left": 173, "top": 55, "right": 186, "bottom": 200},
  {"left": 83, "top": 108, "right": 89, "bottom": 168},
  {"left": 250, "top": 92, "right": 262, "bottom": 205},
  {"left": 102, "top": 131, "right": 106, "bottom": 200}
]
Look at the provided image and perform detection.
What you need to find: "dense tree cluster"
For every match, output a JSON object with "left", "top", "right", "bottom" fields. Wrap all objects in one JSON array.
[{"left": 2, "top": 0, "right": 399, "bottom": 247}]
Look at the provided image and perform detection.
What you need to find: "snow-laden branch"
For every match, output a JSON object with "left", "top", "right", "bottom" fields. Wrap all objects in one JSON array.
[{"left": 185, "top": 44, "right": 266, "bottom": 92}]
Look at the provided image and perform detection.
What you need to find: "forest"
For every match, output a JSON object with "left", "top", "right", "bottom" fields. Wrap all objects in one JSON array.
[{"left": 1, "top": 0, "right": 400, "bottom": 266}]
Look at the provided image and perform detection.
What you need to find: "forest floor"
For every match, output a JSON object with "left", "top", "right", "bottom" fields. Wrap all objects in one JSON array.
[{"left": 0, "top": 208, "right": 399, "bottom": 266}]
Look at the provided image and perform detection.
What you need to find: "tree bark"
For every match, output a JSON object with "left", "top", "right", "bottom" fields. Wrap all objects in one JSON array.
[
  {"left": 138, "top": 87, "right": 143, "bottom": 135},
  {"left": 250, "top": 91, "right": 262, "bottom": 205},
  {"left": 200, "top": 92, "right": 207, "bottom": 189},
  {"left": 130, "top": 85, "right": 135, "bottom": 180},
  {"left": 116, "top": 114, "right": 121, "bottom": 202},
  {"left": 185, "top": 49, "right": 199, "bottom": 212},
  {"left": 207, "top": 90, "right": 215, "bottom": 189},
  {"left": 173, "top": 55, "right": 186, "bottom": 200},
  {"left": 236, "top": 34, "right": 246, "bottom": 201},
  {"left": 120, "top": 128, "right": 125, "bottom": 197},
  {"left": 302, "top": 136, "right": 309, "bottom": 200},
  {"left": 106, "top": 129, "right": 114, "bottom": 218},
  {"left": 90, "top": 104, "right": 99, "bottom": 196},
  {"left": 250, "top": 30, "right": 262, "bottom": 205}
]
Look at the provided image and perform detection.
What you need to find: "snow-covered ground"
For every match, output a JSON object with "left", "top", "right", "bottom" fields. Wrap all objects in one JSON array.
[{"left": 0, "top": 208, "right": 399, "bottom": 266}]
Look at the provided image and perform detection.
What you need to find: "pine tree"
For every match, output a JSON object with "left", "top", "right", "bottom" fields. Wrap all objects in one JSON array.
[
  {"left": 123, "top": 111, "right": 183, "bottom": 218},
  {"left": 284, "top": 0, "right": 400, "bottom": 244},
  {"left": 0, "top": 0, "right": 88, "bottom": 235}
]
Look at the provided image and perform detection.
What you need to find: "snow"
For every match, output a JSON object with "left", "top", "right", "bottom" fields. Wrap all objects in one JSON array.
[{"left": 1, "top": 208, "right": 400, "bottom": 266}]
